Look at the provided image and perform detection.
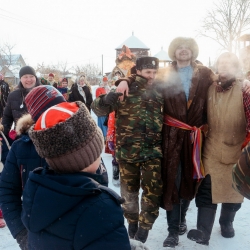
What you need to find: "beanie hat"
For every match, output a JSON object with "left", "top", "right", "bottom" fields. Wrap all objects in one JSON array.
[
  {"left": 19, "top": 66, "right": 36, "bottom": 78},
  {"left": 136, "top": 57, "right": 159, "bottom": 70},
  {"left": 29, "top": 101, "right": 104, "bottom": 173},
  {"left": 61, "top": 77, "right": 68, "bottom": 83},
  {"left": 168, "top": 37, "right": 199, "bottom": 61},
  {"left": 49, "top": 73, "right": 55, "bottom": 77},
  {"left": 103, "top": 76, "right": 108, "bottom": 82},
  {"left": 25, "top": 85, "right": 66, "bottom": 122}
]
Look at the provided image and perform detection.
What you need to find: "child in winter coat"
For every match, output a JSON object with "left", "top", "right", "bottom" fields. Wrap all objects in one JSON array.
[{"left": 21, "top": 101, "right": 130, "bottom": 250}]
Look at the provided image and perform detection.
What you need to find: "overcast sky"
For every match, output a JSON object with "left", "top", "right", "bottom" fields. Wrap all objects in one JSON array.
[{"left": 1, "top": 0, "right": 223, "bottom": 74}]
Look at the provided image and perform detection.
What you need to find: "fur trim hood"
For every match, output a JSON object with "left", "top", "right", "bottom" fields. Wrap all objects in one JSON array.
[{"left": 15, "top": 114, "right": 35, "bottom": 135}]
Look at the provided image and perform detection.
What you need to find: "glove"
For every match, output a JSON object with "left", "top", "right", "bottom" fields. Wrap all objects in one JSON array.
[
  {"left": 16, "top": 229, "right": 28, "bottom": 250},
  {"left": 241, "top": 132, "right": 250, "bottom": 150},
  {"left": 101, "top": 92, "right": 123, "bottom": 106}
]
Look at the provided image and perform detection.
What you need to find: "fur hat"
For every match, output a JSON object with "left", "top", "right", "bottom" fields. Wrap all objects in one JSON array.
[
  {"left": 29, "top": 101, "right": 104, "bottom": 173},
  {"left": 136, "top": 57, "right": 159, "bottom": 70},
  {"left": 168, "top": 37, "right": 199, "bottom": 61},
  {"left": 48, "top": 73, "right": 55, "bottom": 77},
  {"left": 19, "top": 66, "right": 36, "bottom": 78},
  {"left": 25, "top": 85, "right": 66, "bottom": 122}
]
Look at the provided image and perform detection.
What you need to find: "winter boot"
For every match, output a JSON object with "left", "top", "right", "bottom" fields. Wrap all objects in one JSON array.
[
  {"left": 112, "top": 160, "right": 120, "bottom": 187},
  {"left": 128, "top": 223, "right": 138, "bottom": 239},
  {"left": 134, "top": 227, "right": 149, "bottom": 243},
  {"left": 163, "top": 204, "right": 180, "bottom": 248},
  {"left": 179, "top": 199, "right": 190, "bottom": 235},
  {"left": 219, "top": 205, "right": 238, "bottom": 238},
  {"left": 187, "top": 207, "right": 216, "bottom": 245},
  {"left": 0, "top": 209, "right": 6, "bottom": 228}
]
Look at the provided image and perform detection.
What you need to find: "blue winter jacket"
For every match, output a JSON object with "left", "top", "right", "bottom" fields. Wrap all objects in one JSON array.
[
  {"left": 0, "top": 134, "right": 48, "bottom": 238},
  {"left": 22, "top": 168, "right": 130, "bottom": 250}
]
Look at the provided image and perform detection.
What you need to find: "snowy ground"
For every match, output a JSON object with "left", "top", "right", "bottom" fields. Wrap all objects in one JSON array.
[
  {"left": 1, "top": 95, "right": 250, "bottom": 249},
  {"left": 1, "top": 150, "right": 250, "bottom": 249}
]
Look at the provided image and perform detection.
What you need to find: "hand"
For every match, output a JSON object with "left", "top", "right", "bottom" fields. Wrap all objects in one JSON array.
[
  {"left": 116, "top": 80, "right": 129, "bottom": 101},
  {"left": 243, "top": 79, "right": 250, "bottom": 94},
  {"left": 16, "top": 229, "right": 28, "bottom": 250},
  {"left": 102, "top": 92, "right": 123, "bottom": 106}
]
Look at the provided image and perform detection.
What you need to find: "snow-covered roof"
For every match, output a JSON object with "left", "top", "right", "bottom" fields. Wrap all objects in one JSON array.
[
  {"left": 154, "top": 47, "right": 171, "bottom": 62},
  {"left": 116, "top": 33, "right": 150, "bottom": 50}
]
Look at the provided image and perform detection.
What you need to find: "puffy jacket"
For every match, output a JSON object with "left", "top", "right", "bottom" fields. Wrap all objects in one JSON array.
[
  {"left": 2, "top": 80, "right": 40, "bottom": 137},
  {"left": 22, "top": 168, "right": 130, "bottom": 250},
  {"left": 0, "top": 133, "right": 47, "bottom": 238}
]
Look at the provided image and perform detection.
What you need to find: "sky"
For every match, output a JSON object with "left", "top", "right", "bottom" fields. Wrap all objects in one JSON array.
[{"left": 0, "top": 0, "right": 226, "bottom": 74}]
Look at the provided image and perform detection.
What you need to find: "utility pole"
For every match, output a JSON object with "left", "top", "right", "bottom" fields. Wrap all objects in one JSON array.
[{"left": 102, "top": 54, "right": 103, "bottom": 76}]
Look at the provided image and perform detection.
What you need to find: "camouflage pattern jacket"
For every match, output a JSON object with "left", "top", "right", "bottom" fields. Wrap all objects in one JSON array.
[{"left": 91, "top": 75, "right": 164, "bottom": 163}]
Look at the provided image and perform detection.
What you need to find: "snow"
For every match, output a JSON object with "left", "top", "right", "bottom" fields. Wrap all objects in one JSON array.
[{"left": 1, "top": 110, "right": 250, "bottom": 250}]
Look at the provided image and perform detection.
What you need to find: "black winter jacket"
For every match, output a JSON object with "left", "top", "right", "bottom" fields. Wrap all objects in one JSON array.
[
  {"left": 22, "top": 168, "right": 130, "bottom": 250},
  {"left": 69, "top": 83, "right": 93, "bottom": 112},
  {"left": 2, "top": 80, "right": 40, "bottom": 137}
]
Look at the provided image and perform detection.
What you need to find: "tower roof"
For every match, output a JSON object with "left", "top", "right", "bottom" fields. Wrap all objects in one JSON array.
[
  {"left": 116, "top": 32, "right": 150, "bottom": 50},
  {"left": 154, "top": 47, "right": 171, "bottom": 61}
]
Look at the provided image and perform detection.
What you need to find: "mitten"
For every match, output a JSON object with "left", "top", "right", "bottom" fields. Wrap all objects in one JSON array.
[
  {"left": 100, "top": 92, "right": 123, "bottom": 106},
  {"left": 241, "top": 132, "right": 250, "bottom": 149},
  {"left": 16, "top": 229, "right": 28, "bottom": 250}
]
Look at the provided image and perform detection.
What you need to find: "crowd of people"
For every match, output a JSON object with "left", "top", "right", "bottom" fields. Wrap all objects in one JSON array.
[{"left": 1, "top": 36, "right": 250, "bottom": 250}]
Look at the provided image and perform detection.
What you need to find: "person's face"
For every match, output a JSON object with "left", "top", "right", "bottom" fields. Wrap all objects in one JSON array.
[
  {"left": 61, "top": 81, "right": 68, "bottom": 88},
  {"left": 175, "top": 45, "right": 192, "bottom": 62},
  {"left": 137, "top": 68, "right": 157, "bottom": 85},
  {"left": 103, "top": 80, "right": 108, "bottom": 86},
  {"left": 81, "top": 156, "right": 101, "bottom": 174},
  {"left": 0, "top": 75, "right": 3, "bottom": 81},
  {"left": 217, "top": 57, "right": 237, "bottom": 79},
  {"left": 246, "top": 74, "right": 250, "bottom": 81},
  {"left": 48, "top": 76, "right": 54, "bottom": 82},
  {"left": 21, "top": 74, "right": 36, "bottom": 89},
  {"left": 79, "top": 77, "right": 85, "bottom": 86}
]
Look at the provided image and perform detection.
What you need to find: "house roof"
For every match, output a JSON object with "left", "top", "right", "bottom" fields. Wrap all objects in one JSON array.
[
  {"left": 116, "top": 33, "right": 150, "bottom": 50},
  {"left": 154, "top": 47, "right": 171, "bottom": 62}
]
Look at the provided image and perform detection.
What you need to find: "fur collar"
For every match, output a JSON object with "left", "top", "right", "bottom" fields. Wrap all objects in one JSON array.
[{"left": 15, "top": 114, "right": 35, "bottom": 135}]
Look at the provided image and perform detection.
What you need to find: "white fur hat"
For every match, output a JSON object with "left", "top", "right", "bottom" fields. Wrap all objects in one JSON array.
[{"left": 168, "top": 37, "right": 199, "bottom": 61}]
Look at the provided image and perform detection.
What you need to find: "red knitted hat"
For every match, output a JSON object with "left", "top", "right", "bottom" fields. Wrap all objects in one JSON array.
[
  {"left": 103, "top": 76, "right": 108, "bottom": 82},
  {"left": 29, "top": 101, "right": 104, "bottom": 173},
  {"left": 49, "top": 73, "right": 55, "bottom": 77},
  {"left": 25, "top": 85, "right": 66, "bottom": 122}
]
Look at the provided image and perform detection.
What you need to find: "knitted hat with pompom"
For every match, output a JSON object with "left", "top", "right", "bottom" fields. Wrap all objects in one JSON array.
[{"left": 29, "top": 101, "right": 104, "bottom": 173}]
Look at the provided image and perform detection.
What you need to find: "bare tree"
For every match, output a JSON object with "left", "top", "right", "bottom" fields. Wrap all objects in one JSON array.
[
  {"left": 73, "top": 63, "right": 101, "bottom": 85},
  {"left": 198, "top": 0, "right": 250, "bottom": 53},
  {"left": 0, "top": 42, "right": 16, "bottom": 71}
]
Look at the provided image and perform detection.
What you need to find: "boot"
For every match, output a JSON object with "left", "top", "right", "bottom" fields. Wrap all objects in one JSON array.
[
  {"left": 219, "top": 206, "right": 237, "bottom": 238},
  {"left": 128, "top": 223, "right": 138, "bottom": 239},
  {"left": 163, "top": 204, "right": 180, "bottom": 248},
  {"left": 187, "top": 207, "right": 216, "bottom": 245},
  {"left": 134, "top": 227, "right": 149, "bottom": 243},
  {"left": 179, "top": 199, "right": 190, "bottom": 235},
  {"left": 0, "top": 210, "right": 6, "bottom": 228},
  {"left": 112, "top": 161, "right": 120, "bottom": 187}
]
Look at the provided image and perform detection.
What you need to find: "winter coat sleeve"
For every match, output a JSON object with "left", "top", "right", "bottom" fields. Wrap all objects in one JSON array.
[
  {"left": 2, "top": 94, "right": 14, "bottom": 136},
  {"left": 232, "top": 143, "right": 250, "bottom": 199},
  {"left": 0, "top": 145, "right": 25, "bottom": 238},
  {"left": 90, "top": 94, "right": 115, "bottom": 117},
  {"left": 75, "top": 192, "right": 130, "bottom": 250}
]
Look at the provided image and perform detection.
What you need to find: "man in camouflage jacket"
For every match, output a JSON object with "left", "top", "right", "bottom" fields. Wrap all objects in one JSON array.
[{"left": 91, "top": 57, "right": 163, "bottom": 244}]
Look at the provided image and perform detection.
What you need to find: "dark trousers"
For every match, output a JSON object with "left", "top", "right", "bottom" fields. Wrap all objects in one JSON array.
[{"left": 195, "top": 175, "right": 241, "bottom": 212}]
